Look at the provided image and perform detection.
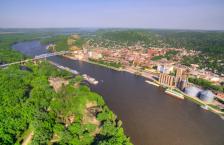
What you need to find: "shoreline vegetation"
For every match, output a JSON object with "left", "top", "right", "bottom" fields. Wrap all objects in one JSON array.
[
  {"left": 0, "top": 61, "right": 133, "bottom": 145},
  {"left": 63, "top": 55, "right": 123, "bottom": 72},
  {"left": 188, "top": 77, "right": 224, "bottom": 93},
  {"left": 88, "top": 58, "right": 122, "bottom": 69}
]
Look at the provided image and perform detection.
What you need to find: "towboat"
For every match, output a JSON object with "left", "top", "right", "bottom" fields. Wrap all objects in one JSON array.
[{"left": 82, "top": 74, "right": 98, "bottom": 85}]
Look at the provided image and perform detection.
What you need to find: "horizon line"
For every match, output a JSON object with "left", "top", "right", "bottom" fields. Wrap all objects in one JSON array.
[{"left": 0, "top": 27, "right": 224, "bottom": 32}]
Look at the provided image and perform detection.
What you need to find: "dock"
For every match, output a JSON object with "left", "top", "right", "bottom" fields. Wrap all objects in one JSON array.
[
  {"left": 165, "top": 89, "right": 185, "bottom": 100},
  {"left": 145, "top": 80, "right": 160, "bottom": 87}
]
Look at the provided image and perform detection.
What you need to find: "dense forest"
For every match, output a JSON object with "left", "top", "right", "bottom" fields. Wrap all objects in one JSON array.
[
  {"left": 88, "top": 30, "right": 168, "bottom": 48},
  {"left": 87, "top": 29, "right": 224, "bottom": 54},
  {"left": 0, "top": 62, "right": 132, "bottom": 145}
]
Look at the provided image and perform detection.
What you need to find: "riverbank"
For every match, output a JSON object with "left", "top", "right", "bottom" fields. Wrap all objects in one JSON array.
[
  {"left": 177, "top": 88, "right": 222, "bottom": 115},
  {"left": 87, "top": 60, "right": 123, "bottom": 71},
  {"left": 64, "top": 54, "right": 224, "bottom": 116},
  {"left": 63, "top": 55, "right": 123, "bottom": 71},
  {"left": 169, "top": 87, "right": 224, "bottom": 115},
  {"left": 65, "top": 55, "right": 159, "bottom": 82},
  {"left": 183, "top": 93, "right": 224, "bottom": 115}
]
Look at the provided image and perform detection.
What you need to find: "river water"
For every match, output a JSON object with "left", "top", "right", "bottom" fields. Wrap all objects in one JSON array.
[{"left": 13, "top": 41, "right": 224, "bottom": 145}]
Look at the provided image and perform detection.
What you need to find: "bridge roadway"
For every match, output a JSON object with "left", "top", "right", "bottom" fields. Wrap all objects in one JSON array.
[{"left": 0, "top": 51, "right": 71, "bottom": 67}]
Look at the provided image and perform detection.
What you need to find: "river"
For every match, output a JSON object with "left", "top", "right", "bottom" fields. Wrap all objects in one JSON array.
[{"left": 13, "top": 40, "right": 224, "bottom": 145}]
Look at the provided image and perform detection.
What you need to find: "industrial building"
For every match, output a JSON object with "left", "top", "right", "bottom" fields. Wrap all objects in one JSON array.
[
  {"left": 159, "top": 73, "right": 175, "bottom": 86},
  {"left": 176, "top": 79, "right": 190, "bottom": 90},
  {"left": 159, "top": 67, "right": 189, "bottom": 89},
  {"left": 176, "top": 68, "right": 184, "bottom": 77},
  {"left": 199, "top": 90, "right": 215, "bottom": 103},
  {"left": 184, "top": 87, "right": 215, "bottom": 103},
  {"left": 158, "top": 66, "right": 217, "bottom": 104},
  {"left": 184, "top": 86, "right": 202, "bottom": 97}
]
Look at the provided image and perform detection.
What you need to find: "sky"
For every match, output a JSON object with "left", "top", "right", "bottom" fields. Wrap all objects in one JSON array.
[{"left": 0, "top": 0, "right": 224, "bottom": 30}]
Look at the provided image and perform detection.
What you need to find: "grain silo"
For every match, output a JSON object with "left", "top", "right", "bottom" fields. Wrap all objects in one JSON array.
[
  {"left": 199, "top": 90, "right": 215, "bottom": 103},
  {"left": 184, "top": 86, "right": 202, "bottom": 97}
]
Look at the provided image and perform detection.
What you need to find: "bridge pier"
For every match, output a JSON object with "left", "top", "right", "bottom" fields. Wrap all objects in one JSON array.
[
  {"left": 20, "top": 61, "right": 26, "bottom": 66},
  {"left": 33, "top": 59, "right": 44, "bottom": 65}
]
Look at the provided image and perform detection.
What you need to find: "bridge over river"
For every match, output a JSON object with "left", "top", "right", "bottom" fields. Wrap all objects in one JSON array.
[{"left": 0, "top": 50, "right": 71, "bottom": 67}]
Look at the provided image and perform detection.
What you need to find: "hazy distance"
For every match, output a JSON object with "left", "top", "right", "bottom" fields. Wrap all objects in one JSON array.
[{"left": 0, "top": 0, "right": 224, "bottom": 30}]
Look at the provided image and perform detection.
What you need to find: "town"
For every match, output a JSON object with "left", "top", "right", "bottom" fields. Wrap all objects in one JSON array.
[{"left": 62, "top": 39, "right": 224, "bottom": 116}]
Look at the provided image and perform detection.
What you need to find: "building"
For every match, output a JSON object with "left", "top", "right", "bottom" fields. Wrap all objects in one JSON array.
[
  {"left": 175, "top": 78, "right": 190, "bottom": 90},
  {"left": 88, "top": 51, "right": 102, "bottom": 59},
  {"left": 184, "top": 86, "right": 202, "bottom": 97},
  {"left": 159, "top": 70, "right": 190, "bottom": 89},
  {"left": 176, "top": 68, "right": 184, "bottom": 77},
  {"left": 184, "top": 87, "right": 215, "bottom": 103},
  {"left": 159, "top": 73, "right": 175, "bottom": 86},
  {"left": 157, "top": 65, "right": 174, "bottom": 74},
  {"left": 199, "top": 90, "right": 215, "bottom": 103},
  {"left": 210, "top": 77, "right": 220, "bottom": 83},
  {"left": 174, "top": 68, "right": 189, "bottom": 90},
  {"left": 216, "top": 93, "right": 224, "bottom": 99}
]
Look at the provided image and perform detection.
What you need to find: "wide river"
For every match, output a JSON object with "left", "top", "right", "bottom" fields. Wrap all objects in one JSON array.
[{"left": 13, "top": 41, "right": 224, "bottom": 145}]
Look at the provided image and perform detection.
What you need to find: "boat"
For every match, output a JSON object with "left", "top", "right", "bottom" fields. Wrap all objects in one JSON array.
[
  {"left": 165, "top": 89, "right": 184, "bottom": 100},
  {"left": 82, "top": 74, "right": 98, "bottom": 85},
  {"left": 220, "top": 115, "right": 224, "bottom": 120},
  {"left": 93, "top": 80, "right": 99, "bottom": 85},
  {"left": 50, "top": 62, "right": 79, "bottom": 75},
  {"left": 145, "top": 80, "right": 160, "bottom": 87},
  {"left": 70, "top": 69, "right": 79, "bottom": 75},
  {"left": 201, "top": 105, "right": 209, "bottom": 110}
]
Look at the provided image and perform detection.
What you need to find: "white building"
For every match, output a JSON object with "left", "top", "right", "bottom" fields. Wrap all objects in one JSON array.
[
  {"left": 88, "top": 51, "right": 102, "bottom": 59},
  {"left": 157, "top": 65, "right": 174, "bottom": 74}
]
